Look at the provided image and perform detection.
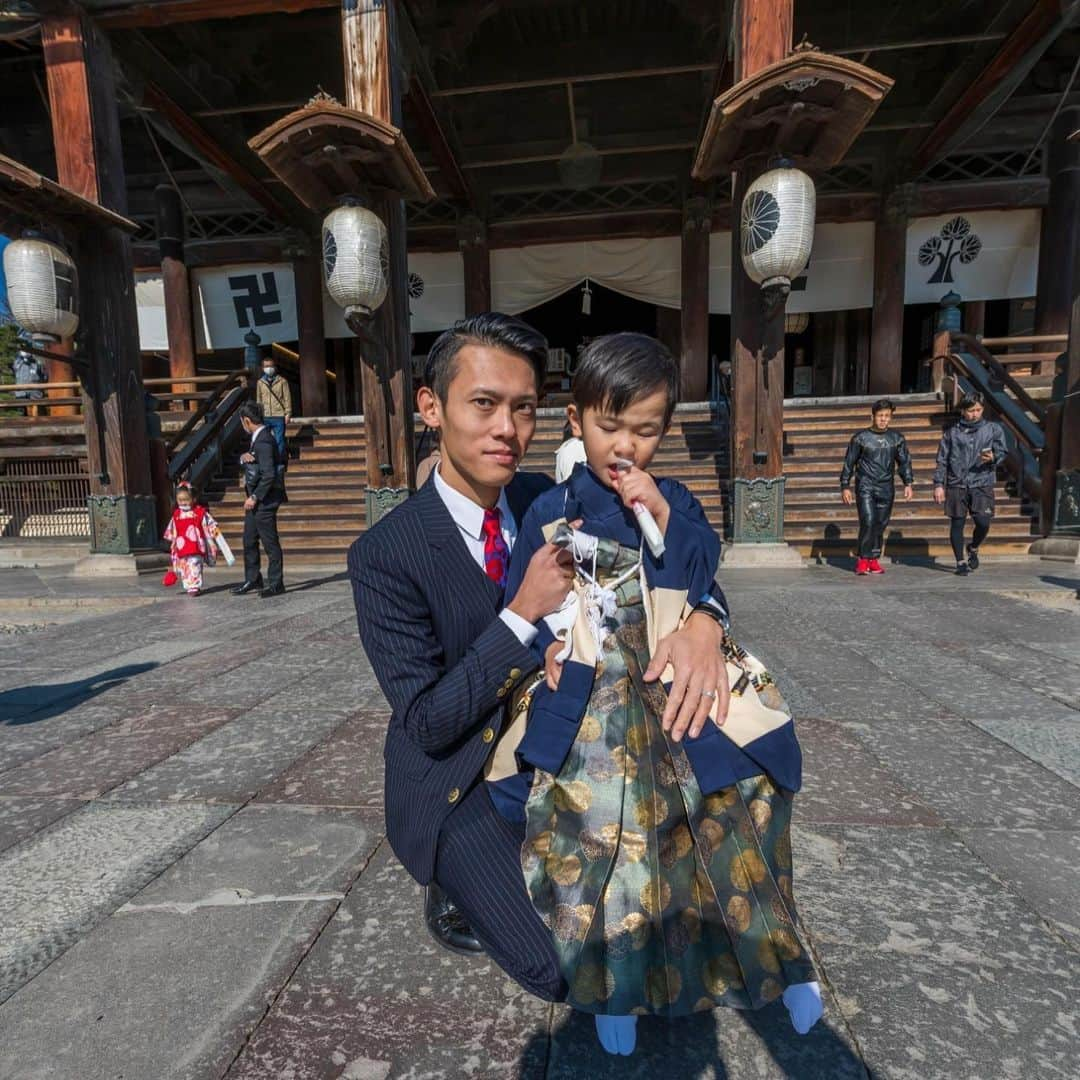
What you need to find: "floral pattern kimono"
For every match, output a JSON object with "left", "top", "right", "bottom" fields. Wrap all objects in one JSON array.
[{"left": 164, "top": 505, "right": 223, "bottom": 594}]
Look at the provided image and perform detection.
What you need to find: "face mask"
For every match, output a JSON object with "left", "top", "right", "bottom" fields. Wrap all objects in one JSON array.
[
  {"left": 178, "top": 503, "right": 192, "bottom": 513},
  {"left": 263, "top": 367, "right": 276, "bottom": 378}
]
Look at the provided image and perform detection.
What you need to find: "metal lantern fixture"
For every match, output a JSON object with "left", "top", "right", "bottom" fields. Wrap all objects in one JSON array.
[
  {"left": 2, "top": 234, "right": 79, "bottom": 341},
  {"left": 322, "top": 199, "right": 389, "bottom": 334},
  {"left": 740, "top": 164, "right": 815, "bottom": 296}
]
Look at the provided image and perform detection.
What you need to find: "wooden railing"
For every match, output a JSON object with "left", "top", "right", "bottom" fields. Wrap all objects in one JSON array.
[{"left": 166, "top": 369, "right": 254, "bottom": 491}]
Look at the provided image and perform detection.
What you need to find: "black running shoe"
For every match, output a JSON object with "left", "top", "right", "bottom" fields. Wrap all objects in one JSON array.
[
  {"left": 966, "top": 546, "right": 980, "bottom": 570},
  {"left": 955, "top": 562, "right": 970, "bottom": 576}
]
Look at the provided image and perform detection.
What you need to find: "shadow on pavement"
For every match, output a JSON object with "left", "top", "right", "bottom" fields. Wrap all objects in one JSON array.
[
  {"left": 525, "top": 1001, "right": 866, "bottom": 1078},
  {"left": 0, "top": 662, "right": 158, "bottom": 725}
]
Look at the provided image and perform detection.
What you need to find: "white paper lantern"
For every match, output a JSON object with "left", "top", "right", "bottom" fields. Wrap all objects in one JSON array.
[
  {"left": 322, "top": 202, "right": 389, "bottom": 324},
  {"left": 785, "top": 311, "right": 810, "bottom": 334},
  {"left": 3, "top": 236, "right": 79, "bottom": 340},
  {"left": 740, "top": 166, "right": 816, "bottom": 293}
]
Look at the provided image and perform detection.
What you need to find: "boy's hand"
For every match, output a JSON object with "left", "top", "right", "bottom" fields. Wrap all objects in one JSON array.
[
  {"left": 544, "top": 640, "right": 564, "bottom": 691},
  {"left": 613, "top": 466, "right": 671, "bottom": 535}
]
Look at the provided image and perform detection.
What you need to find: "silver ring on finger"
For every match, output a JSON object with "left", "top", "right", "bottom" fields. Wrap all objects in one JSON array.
[{"left": 700, "top": 688, "right": 716, "bottom": 700}]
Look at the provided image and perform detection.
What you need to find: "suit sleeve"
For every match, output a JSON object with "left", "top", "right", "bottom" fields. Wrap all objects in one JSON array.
[
  {"left": 895, "top": 434, "right": 914, "bottom": 485},
  {"left": 840, "top": 433, "right": 860, "bottom": 489},
  {"left": 932, "top": 429, "right": 950, "bottom": 487},
  {"left": 350, "top": 538, "right": 538, "bottom": 754},
  {"left": 251, "top": 435, "right": 277, "bottom": 502},
  {"left": 504, "top": 501, "right": 557, "bottom": 664}
]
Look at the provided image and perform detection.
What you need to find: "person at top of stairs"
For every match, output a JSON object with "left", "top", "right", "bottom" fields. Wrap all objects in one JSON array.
[
  {"left": 933, "top": 392, "right": 1007, "bottom": 576},
  {"left": 255, "top": 354, "right": 293, "bottom": 469},
  {"left": 840, "top": 399, "right": 914, "bottom": 576}
]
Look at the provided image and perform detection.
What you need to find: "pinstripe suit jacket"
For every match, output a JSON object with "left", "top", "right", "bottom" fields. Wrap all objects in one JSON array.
[{"left": 348, "top": 471, "right": 555, "bottom": 884}]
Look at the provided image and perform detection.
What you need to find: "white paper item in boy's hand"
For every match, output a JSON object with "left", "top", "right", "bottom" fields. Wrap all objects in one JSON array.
[
  {"left": 215, "top": 534, "right": 236, "bottom": 567},
  {"left": 614, "top": 458, "right": 665, "bottom": 559}
]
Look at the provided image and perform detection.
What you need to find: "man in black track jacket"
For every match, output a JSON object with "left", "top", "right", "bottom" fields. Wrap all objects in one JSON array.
[{"left": 840, "top": 399, "right": 914, "bottom": 576}]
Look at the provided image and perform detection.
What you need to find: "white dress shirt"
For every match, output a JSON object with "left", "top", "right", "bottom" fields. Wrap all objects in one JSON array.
[{"left": 433, "top": 466, "right": 537, "bottom": 646}]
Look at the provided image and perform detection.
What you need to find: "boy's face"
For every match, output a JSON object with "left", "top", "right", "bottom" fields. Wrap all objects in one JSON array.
[
  {"left": 417, "top": 343, "right": 538, "bottom": 499},
  {"left": 962, "top": 402, "right": 984, "bottom": 422},
  {"left": 568, "top": 385, "right": 669, "bottom": 489},
  {"left": 871, "top": 408, "right": 893, "bottom": 432}
]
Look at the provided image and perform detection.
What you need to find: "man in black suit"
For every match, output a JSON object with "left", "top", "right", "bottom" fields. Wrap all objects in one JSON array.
[
  {"left": 349, "top": 314, "right": 728, "bottom": 998},
  {"left": 234, "top": 401, "right": 286, "bottom": 598}
]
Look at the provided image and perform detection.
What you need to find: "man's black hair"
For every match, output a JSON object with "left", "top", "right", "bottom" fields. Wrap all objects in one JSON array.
[
  {"left": 958, "top": 391, "right": 985, "bottom": 410},
  {"left": 239, "top": 401, "right": 265, "bottom": 425},
  {"left": 424, "top": 313, "right": 548, "bottom": 402},
  {"left": 871, "top": 398, "right": 896, "bottom": 414},
  {"left": 573, "top": 332, "right": 678, "bottom": 426}
]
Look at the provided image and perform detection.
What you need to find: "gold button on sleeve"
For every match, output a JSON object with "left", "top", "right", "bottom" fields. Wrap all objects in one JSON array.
[
  {"left": 496, "top": 686, "right": 507, "bottom": 698},
  {"left": 509, "top": 667, "right": 522, "bottom": 681},
  {"left": 447, "top": 787, "right": 460, "bottom": 804},
  {"left": 482, "top": 727, "right": 495, "bottom": 744}
]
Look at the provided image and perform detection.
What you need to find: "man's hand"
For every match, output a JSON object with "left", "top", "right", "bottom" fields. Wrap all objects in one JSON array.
[
  {"left": 544, "top": 640, "right": 564, "bottom": 691},
  {"left": 934, "top": 485, "right": 946, "bottom": 505},
  {"left": 240, "top": 452, "right": 255, "bottom": 464},
  {"left": 644, "top": 611, "right": 728, "bottom": 742},
  {"left": 903, "top": 484, "right": 914, "bottom": 501},
  {"left": 980, "top": 448, "right": 994, "bottom": 463},
  {"left": 613, "top": 466, "right": 671, "bottom": 535},
  {"left": 841, "top": 488, "right": 853, "bottom": 506},
  {"left": 243, "top": 496, "right": 256, "bottom": 511},
  {"left": 506, "top": 543, "right": 574, "bottom": 624},
  {"left": 285, "top": 415, "right": 292, "bottom": 424}
]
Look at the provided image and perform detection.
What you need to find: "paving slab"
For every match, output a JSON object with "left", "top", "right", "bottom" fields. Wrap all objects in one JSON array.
[
  {"left": 796, "top": 718, "right": 942, "bottom": 827},
  {"left": 0, "top": 707, "right": 237, "bottom": 798},
  {"left": 0, "top": 795, "right": 83, "bottom": 854},
  {"left": 971, "top": 714, "right": 1080, "bottom": 789},
  {"left": 957, "top": 827, "right": 1080, "bottom": 950},
  {"left": 0, "top": 800, "right": 234, "bottom": 1003},
  {"left": 841, "top": 717, "right": 1080, "bottom": 827},
  {"left": 256, "top": 710, "right": 390, "bottom": 810},
  {"left": 106, "top": 711, "right": 349, "bottom": 803},
  {"left": 959, "top": 641, "right": 1080, "bottom": 710},
  {"left": 226, "top": 844, "right": 553, "bottom": 1080},
  {"left": 792, "top": 824, "right": 1080, "bottom": 1080}
]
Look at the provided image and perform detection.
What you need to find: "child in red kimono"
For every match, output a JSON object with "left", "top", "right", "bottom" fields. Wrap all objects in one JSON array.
[{"left": 163, "top": 482, "right": 231, "bottom": 596}]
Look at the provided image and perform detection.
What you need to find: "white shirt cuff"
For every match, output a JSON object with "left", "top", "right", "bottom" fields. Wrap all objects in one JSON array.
[{"left": 500, "top": 607, "right": 538, "bottom": 646}]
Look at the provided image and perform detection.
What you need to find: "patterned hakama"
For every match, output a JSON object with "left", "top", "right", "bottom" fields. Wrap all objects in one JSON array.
[{"left": 522, "top": 538, "right": 815, "bottom": 1016}]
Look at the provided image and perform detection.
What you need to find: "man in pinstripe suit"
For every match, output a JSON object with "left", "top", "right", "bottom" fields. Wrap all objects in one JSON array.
[{"left": 350, "top": 314, "right": 729, "bottom": 1000}]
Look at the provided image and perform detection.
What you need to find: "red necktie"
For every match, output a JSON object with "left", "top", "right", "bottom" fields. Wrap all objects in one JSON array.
[{"left": 481, "top": 507, "right": 509, "bottom": 587}]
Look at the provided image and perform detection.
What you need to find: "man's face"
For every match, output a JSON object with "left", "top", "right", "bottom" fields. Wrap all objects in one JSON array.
[
  {"left": 962, "top": 402, "right": 984, "bottom": 422},
  {"left": 418, "top": 344, "right": 538, "bottom": 496},
  {"left": 871, "top": 408, "right": 893, "bottom": 432},
  {"left": 568, "top": 386, "right": 669, "bottom": 489},
  {"left": 262, "top": 362, "right": 274, "bottom": 378}
]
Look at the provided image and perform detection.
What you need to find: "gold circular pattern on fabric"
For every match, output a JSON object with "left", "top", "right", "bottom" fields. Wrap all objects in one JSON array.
[
  {"left": 757, "top": 936, "right": 782, "bottom": 974},
  {"left": 727, "top": 895, "right": 752, "bottom": 934},
  {"left": 545, "top": 851, "right": 582, "bottom": 886},
  {"left": 571, "top": 963, "right": 615, "bottom": 1005},
  {"left": 703, "top": 953, "right": 744, "bottom": 995},
  {"left": 577, "top": 715, "right": 602, "bottom": 742},
  {"left": 610, "top": 745, "right": 638, "bottom": 781},
  {"left": 730, "top": 848, "right": 768, "bottom": 891},
  {"left": 771, "top": 927, "right": 803, "bottom": 961},
  {"left": 759, "top": 977, "right": 783, "bottom": 1004},
  {"left": 634, "top": 791, "right": 669, "bottom": 830},
  {"left": 553, "top": 780, "right": 592, "bottom": 814},
  {"left": 774, "top": 831, "right": 793, "bottom": 870},
  {"left": 698, "top": 818, "right": 726, "bottom": 857},
  {"left": 639, "top": 878, "right": 672, "bottom": 916},
  {"left": 645, "top": 965, "right": 683, "bottom": 1008},
  {"left": 749, "top": 798, "right": 773, "bottom": 833}
]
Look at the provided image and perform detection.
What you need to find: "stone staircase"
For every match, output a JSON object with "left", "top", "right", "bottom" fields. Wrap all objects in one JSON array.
[{"left": 204, "top": 394, "right": 1039, "bottom": 567}]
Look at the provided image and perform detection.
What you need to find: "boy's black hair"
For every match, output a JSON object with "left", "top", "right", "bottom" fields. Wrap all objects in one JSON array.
[
  {"left": 573, "top": 332, "right": 679, "bottom": 426},
  {"left": 424, "top": 313, "right": 548, "bottom": 403},
  {"left": 239, "top": 401, "right": 265, "bottom": 425},
  {"left": 958, "top": 391, "right": 985, "bottom": 411},
  {"left": 871, "top": 398, "right": 896, "bottom": 414}
]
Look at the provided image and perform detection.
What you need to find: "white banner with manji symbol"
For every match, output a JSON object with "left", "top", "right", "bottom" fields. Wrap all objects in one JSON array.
[{"left": 905, "top": 209, "right": 1040, "bottom": 304}]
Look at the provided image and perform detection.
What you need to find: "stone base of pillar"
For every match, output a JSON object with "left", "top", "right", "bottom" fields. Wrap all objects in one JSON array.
[
  {"left": 721, "top": 542, "right": 805, "bottom": 568},
  {"left": 365, "top": 485, "right": 411, "bottom": 527},
  {"left": 87, "top": 494, "right": 159, "bottom": 555},
  {"left": 73, "top": 551, "right": 170, "bottom": 578},
  {"left": 731, "top": 476, "right": 787, "bottom": 544}
]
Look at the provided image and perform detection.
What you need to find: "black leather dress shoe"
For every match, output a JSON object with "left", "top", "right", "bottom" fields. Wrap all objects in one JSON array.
[
  {"left": 232, "top": 578, "right": 263, "bottom": 595},
  {"left": 425, "top": 883, "right": 483, "bottom": 956},
  {"left": 260, "top": 584, "right": 286, "bottom": 598}
]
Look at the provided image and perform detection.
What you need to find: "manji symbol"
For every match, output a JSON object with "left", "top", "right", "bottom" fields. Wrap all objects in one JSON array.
[{"left": 229, "top": 272, "right": 283, "bottom": 328}]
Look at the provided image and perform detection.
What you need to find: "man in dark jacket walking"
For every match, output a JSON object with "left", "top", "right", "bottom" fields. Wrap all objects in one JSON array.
[
  {"left": 932, "top": 392, "right": 1007, "bottom": 576},
  {"left": 840, "top": 399, "right": 914, "bottom": 575},
  {"left": 234, "top": 401, "right": 287, "bottom": 597}
]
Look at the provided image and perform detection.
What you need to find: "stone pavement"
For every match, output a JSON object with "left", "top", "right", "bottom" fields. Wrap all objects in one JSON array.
[{"left": 0, "top": 558, "right": 1077, "bottom": 1080}]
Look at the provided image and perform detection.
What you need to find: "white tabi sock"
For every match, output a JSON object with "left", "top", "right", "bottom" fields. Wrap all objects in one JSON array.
[
  {"left": 783, "top": 980, "right": 823, "bottom": 1035},
  {"left": 594, "top": 1014, "right": 638, "bottom": 1055}
]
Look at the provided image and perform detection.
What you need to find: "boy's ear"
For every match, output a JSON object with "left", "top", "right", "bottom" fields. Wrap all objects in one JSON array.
[
  {"left": 566, "top": 403, "right": 583, "bottom": 439},
  {"left": 416, "top": 385, "right": 442, "bottom": 430}
]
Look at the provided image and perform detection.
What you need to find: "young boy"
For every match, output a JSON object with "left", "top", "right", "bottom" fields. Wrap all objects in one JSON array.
[
  {"left": 839, "top": 399, "right": 914, "bottom": 575},
  {"left": 495, "top": 333, "right": 820, "bottom": 1055},
  {"left": 932, "top": 392, "right": 1007, "bottom": 575}
]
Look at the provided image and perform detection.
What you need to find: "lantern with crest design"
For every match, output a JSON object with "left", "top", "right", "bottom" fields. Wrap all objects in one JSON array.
[
  {"left": 2, "top": 235, "right": 79, "bottom": 341},
  {"left": 739, "top": 164, "right": 815, "bottom": 297},
  {"left": 321, "top": 198, "right": 389, "bottom": 332}
]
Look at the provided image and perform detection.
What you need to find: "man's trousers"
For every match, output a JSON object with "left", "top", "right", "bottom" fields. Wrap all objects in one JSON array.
[
  {"left": 434, "top": 782, "right": 567, "bottom": 1002},
  {"left": 243, "top": 505, "right": 283, "bottom": 588},
  {"left": 855, "top": 482, "right": 895, "bottom": 560}
]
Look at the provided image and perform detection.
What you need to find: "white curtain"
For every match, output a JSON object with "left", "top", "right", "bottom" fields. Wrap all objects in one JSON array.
[{"left": 134, "top": 271, "right": 167, "bottom": 352}]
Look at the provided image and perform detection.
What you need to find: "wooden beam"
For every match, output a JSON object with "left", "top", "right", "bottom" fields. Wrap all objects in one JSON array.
[
  {"left": 458, "top": 216, "right": 491, "bottom": 315},
  {"left": 97, "top": 0, "right": 335, "bottom": 30},
  {"left": 294, "top": 247, "right": 328, "bottom": 416},
  {"left": 913, "top": 0, "right": 1065, "bottom": 171},
  {"left": 869, "top": 188, "right": 908, "bottom": 395},
  {"left": 403, "top": 78, "right": 475, "bottom": 207},
  {"left": 430, "top": 64, "right": 718, "bottom": 98},
  {"left": 1035, "top": 106, "right": 1080, "bottom": 337},
  {"left": 140, "top": 81, "right": 295, "bottom": 224},
  {"left": 154, "top": 185, "right": 197, "bottom": 396}
]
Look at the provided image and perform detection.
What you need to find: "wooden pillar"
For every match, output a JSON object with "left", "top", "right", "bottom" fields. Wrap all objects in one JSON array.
[
  {"left": 964, "top": 299, "right": 986, "bottom": 339},
  {"left": 42, "top": 10, "right": 154, "bottom": 553},
  {"left": 342, "top": 0, "right": 415, "bottom": 514},
  {"left": 332, "top": 338, "right": 348, "bottom": 416},
  {"left": 293, "top": 247, "right": 327, "bottom": 417},
  {"left": 869, "top": 186, "right": 909, "bottom": 394},
  {"left": 153, "top": 184, "right": 196, "bottom": 403},
  {"left": 680, "top": 195, "right": 711, "bottom": 402},
  {"left": 458, "top": 215, "right": 491, "bottom": 315},
  {"left": 45, "top": 338, "right": 79, "bottom": 417},
  {"left": 655, "top": 305, "right": 682, "bottom": 363},
  {"left": 1035, "top": 107, "right": 1080, "bottom": 338},
  {"left": 853, "top": 308, "right": 871, "bottom": 395},
  {"left": 830, "top": 311, "right": 848, "bottom": 397}
]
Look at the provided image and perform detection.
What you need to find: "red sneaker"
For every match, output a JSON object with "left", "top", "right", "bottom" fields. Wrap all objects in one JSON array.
[
  {"left": 855, "top": 558, "right": 870, "bottom": 575},
  {"left": 868, "top": 559, "right": 885, "bottom": 575}
]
